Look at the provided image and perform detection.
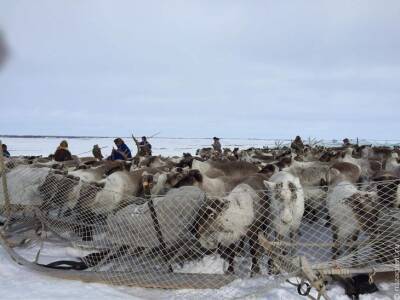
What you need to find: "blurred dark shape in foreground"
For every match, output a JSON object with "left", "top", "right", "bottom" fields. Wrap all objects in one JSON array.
[{"left": 0, "top": 30, "right": 8, "bottom": 68}]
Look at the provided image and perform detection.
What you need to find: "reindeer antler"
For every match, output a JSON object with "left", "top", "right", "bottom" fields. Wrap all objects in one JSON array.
[{"left": 131, "top": 134, "right": 140, "bottom": 159}]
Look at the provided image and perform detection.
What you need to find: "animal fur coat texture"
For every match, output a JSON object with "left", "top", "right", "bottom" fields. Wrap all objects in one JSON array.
[{"left": 107, "top": 186, "right": 206, "bottom": 248}]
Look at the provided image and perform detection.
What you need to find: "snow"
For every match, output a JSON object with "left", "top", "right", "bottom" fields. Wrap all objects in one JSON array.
[
  {"left": 1, "top": 137, "right": 278, "bottom": 158},
  {"left": 0, "top": 239, "right": 396, "bottom": 299},
  {"left": 174, "top": 256, "right": 226, "bottom": 274}
]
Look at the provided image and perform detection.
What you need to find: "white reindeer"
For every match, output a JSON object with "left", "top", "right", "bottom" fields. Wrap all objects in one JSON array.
[
  {"left": 263, "top": 171, "right": 305, "bottom": 240},
  {"left": 385, "top": 152, "right": 400, "bottom": 176},
  {"left": 327, "top": 180, "right": 377, "bottom": 260},
  {"left": 197, "top": 171, "right": 305, "bottom": 275}
]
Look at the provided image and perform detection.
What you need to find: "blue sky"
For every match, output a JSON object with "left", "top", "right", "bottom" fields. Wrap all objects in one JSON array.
[{"left": 0, "top": 0, "right": 399, "bottom": 139}]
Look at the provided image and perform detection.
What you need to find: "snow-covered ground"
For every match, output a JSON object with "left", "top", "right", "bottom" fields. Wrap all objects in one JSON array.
[
  {"left": 0, "top": 211, "right": 395, "bottom": 299},
  {"left": 1, "top": 136, "right": 283, "bottom": 158},
  {"left": 0, "top": 244, "right": 394, "bottom": 300}
]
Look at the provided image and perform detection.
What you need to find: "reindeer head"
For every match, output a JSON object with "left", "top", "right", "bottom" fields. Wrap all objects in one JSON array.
[
  {"left": 319, "top": 150, "right": 337, "bottom": 162},
  {"left": 373, "top": 175, "right": 400, "bottom": 208},
  {"left": 264, "top": 177, "right": 304, "bottom": 236},
  {"left": 168, "top": 169, "right": 203, "bottom": 188},
  {"left": 390, "top": 152, "right": 399, "bottom": 160},
  {"left": 259, "top": 164, "right": 278, "bottom": 178},
  {"left": 177, "top": 153, "right": 193, "bottom": 168},
  {"left": 195, "top": 196, "right": 227, "bottom": 249},
  {"left": 196, "top": 184, "right": 258, "bottom": 249},
  {"left": 345, "top": 191, "right": 379, "bottom": 232}
]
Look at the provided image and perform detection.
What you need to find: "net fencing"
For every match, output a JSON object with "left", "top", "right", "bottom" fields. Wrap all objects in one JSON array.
[{"left": 0, "top": 156, "right": 399, "bottom": 298}]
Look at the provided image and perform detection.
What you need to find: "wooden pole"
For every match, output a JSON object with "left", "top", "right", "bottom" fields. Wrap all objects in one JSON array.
[
  {"left": 143, "top": 176, "right": 173, "bottom": 272},
  {"left": 0, "top": 140, "right": 11, "bottom": 219}
]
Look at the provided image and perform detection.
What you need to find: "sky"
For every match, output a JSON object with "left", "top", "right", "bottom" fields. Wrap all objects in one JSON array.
[{"left": 0, "top": 0, "right": 399, "bottom": 140}]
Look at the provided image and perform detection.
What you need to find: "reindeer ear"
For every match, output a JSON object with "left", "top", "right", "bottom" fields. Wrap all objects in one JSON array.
[{"left": 263, "top": 180, "right": 276, "bottom": 190}]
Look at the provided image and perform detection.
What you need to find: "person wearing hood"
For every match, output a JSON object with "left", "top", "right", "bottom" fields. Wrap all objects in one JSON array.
[
  {"left": 92, "top": 144, "right": 104, "bottom": 161},
  {"left": 138, "top": 136, "right": 152, "bottom": 156},
  {"left": 343, "top": 138, "right": 352, "bottom": 147},
  {"left": 291, "top": 136, "right": 304, "bottom": 153},
  {"left": 54, "top": 140, "right": 73, "bottom": 162},
  {"left": 2, "top": 144, "right": 10, "bottom": 158},
  {"left": 212, "top": 137, "right": 222, "bottom": 153}
]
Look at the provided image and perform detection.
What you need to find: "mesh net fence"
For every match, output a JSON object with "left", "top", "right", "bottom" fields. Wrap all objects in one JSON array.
[{"left": 0, "top": 156, "right": 399, "bottom": 297}]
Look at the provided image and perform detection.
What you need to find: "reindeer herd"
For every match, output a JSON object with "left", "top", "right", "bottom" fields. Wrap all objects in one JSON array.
[{"left": 1, "top": 142, "right": 400, "bottom": 276}]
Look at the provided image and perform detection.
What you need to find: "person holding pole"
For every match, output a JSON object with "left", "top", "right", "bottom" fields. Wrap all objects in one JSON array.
[
  {"left": 108, "top": 138, "right": 132, "bottom": 161},
  {"left": 138, "top": 136, "right": 152, "bottom": 156}
]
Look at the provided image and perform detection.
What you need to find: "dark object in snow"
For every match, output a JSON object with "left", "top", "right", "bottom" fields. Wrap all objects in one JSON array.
[
  {"left": 340, "top": 274, "right": 379, "bottom": 300},
  {"left": 43, "top": 260, "right": 88, "bottom": 271}
]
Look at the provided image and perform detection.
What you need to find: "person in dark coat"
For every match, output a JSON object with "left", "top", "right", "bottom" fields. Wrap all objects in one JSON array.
[
  {"left": 92, "top": 144, "right": 103, "bottom": 161},
  {"left": 138, "top": 136, "right": 152, "bottom": 156},
  {"left": 108, "top": 138, "right": 132, "bottom": 161},
  {"left": 54, "top": 140, "right": 73, "bottom": 162},
  {"left": 291, "top": 136, "right": 304, "bottom": 153},
  {"left": 343, "top": 138, "right": 352, "bottom": 147},
  {"left": 212, "top": 137, "right": 222, "bottom": 153},
  {"left": 2, "top": 144, "right": 10, "bottom": 158}
]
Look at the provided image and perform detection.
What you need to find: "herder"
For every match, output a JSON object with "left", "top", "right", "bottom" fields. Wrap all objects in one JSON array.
[
  {"left": 291, "top": 136, "right": 304, "bottom": 154},
  {"left": 92, "top": 144, "right": 104, "bottom": 161},
  {"left": 212, "top": 137, "right": 222, "bottom": 153},
  {"left": 2, "top": 144, "right": 10, "bottom": 158},
  {"left": 138, "top": 136, "right": 152, "bottom": 156},
  {"left": 54, "top": 140, "right": 73, "bottom": 162},
  {"left": 108, "top": 138, "right": 132, "bottom": 161}
]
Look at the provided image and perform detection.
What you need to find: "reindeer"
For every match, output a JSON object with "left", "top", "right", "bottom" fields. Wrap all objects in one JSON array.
[
  {"left": 385, "top": 152, "right": 400, "bottom": 177},
  {"left": 345, "top": 177, "right": 400, "bottom": 264},
  {"left": 196, "top": 171, "right": 304, "bottom": 275},
  {"left": 327, "top": 180, "right": 378, "bottom": 261}
]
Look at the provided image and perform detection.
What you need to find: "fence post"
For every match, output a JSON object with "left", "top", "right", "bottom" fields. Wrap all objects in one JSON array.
[{"left": 0, "top": 140, "right": 11, "bottom": 220}]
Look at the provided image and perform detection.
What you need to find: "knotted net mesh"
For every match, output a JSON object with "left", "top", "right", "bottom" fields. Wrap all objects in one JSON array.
[{"left": 0, "top": 157, "right": 398, "bottom": 297}]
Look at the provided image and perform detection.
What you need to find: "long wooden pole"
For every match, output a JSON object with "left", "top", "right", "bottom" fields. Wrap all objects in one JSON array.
[{"left": 143, "top": 178, "right": 173, "bottom": 272}]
